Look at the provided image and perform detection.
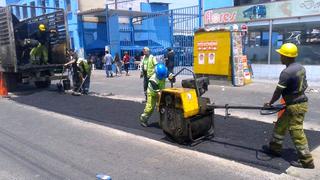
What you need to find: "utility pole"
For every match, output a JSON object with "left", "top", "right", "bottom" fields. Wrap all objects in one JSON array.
[
  {"left": 115, "top": 0, "right": 117, "bottom": 10},
  {"left": 198, "top": 0, "right": 203, "bottom": 28}
]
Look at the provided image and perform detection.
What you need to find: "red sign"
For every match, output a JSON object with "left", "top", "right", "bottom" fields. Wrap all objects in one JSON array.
[
  {"left": 197, "top": 41, "right": 218, "bottom": 51},
  {"left": 205, "top": 10, "right": 237, "bottom": 24}
]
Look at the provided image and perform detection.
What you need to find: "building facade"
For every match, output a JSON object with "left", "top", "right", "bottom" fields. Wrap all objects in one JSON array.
[{"left": 203, "top": 0, "right": 320, "bottom": 81}]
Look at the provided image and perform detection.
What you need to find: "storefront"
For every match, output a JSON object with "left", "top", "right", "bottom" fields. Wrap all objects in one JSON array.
[{"left": 204, "top": 0, "right": 320, "bottom": 81}]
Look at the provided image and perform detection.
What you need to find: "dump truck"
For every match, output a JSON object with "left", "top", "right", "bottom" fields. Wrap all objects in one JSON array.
[{"left": 0, "top": 5, "right": 69, "bottom": 90}]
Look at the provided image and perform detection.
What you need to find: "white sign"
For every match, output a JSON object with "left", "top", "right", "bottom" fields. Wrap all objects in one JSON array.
[
  {"left": 208, "top": 53, "right": 215, "bottom": 64},
  {"left": 198, "top": 53, "right": 205, "bottom": 65}
]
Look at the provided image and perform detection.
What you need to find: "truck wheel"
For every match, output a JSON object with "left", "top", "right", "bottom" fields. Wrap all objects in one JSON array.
[
  {"left": 3, "top": 72, "right": 18, "bottom": 92},
  {"left": 34, "top": 80, "right": 51, "bottom": 88}
]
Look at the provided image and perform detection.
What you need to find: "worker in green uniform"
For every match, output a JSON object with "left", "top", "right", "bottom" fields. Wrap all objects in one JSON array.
[
  {"left": 29, "top": 24, "right": 56, "bottom": 65},
  {"left": 140, "top": 47, "right": 158, "bottom": 102},
  {"left": 78, "top": 57, "right": 92, "bottom": 94},
  {"left": 263, "top": 43, "right": 314, "bottom": 169},
  {"left": 140, "top": 63, "right": 167, "bottom": 127}
]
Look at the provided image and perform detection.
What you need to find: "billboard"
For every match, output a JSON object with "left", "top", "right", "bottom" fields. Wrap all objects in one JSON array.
[{"left": 204, "top": 0, "right": 320, "bottom": 25}]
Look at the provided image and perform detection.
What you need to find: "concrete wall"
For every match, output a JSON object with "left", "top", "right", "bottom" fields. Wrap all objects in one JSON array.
[
  {"left": 78, "top": 0, "right": 105, "bottom": 11},
  {"left": 252, "top": 64, "right": 320, "bottom": 82}
]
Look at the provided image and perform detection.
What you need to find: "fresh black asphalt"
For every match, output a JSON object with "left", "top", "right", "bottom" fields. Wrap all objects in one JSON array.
[{"left": 11, "top": 90, "right": 320, "bottom": 174}]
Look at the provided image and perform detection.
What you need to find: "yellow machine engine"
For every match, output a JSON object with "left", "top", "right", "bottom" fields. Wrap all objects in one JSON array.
[{"left": 158, "top": 75, "right": 214, "bottom": 144}]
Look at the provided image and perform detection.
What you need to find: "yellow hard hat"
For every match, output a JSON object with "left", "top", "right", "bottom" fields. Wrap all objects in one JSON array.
[
  {"left": 39, "top": 24, "right": 46, "bottom": 32},
  {"left": 276, "top": 43, "right": 298, "bottom": 58}
]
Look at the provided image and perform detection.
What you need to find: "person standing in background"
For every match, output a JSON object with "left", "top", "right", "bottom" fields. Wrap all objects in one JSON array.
[
  {"left": 123, "top": 51, "right": 130, "bottom": 76},
  {"left": 104, "top": 50, "right": 113, "bottom": 78},
  {"left": 114, "top": 53, "right": 122, "bottom": 76},
  {"left": 164, "top": 48, "right": 175, "bottom": 74}
]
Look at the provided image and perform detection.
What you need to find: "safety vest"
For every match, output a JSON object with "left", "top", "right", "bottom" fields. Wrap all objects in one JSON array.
[
  {"left": 147, "top": 74, "right": 165, "bottom": 95},
  {"left": 78, "top": 58, "right": 91, "bottom": 76},
  {"left": 142, "top": 55, "right": 157, "bottom": 78}
]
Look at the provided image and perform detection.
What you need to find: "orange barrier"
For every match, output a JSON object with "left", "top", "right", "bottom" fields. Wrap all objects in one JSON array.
[{"left": 0, "top": 72, "right": 8, "bottom": 97}]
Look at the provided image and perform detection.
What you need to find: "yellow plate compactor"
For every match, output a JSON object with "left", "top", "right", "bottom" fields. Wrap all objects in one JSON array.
[
  {"left": 158, "top": 68, "right": 285, "bottom": 145},
  {"left": 158, "top": 68, "right": 214, "bottom": 144}
]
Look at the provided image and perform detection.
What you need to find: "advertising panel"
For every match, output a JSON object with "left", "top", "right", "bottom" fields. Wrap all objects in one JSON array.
[{"left": 204, "top": 0, "right": 320, "bottom": 25}]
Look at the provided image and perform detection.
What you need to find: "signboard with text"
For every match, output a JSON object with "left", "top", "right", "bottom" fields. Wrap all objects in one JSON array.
[{"left": 204, "top": 0, "right": 320, "bottom": 25}]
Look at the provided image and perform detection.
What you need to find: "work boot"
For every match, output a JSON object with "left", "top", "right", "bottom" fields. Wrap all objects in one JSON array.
[
  {"left": 140, "top": 121, "right": 148, "bottom": 127},
  {"left": 262, "top": 145, "right": 281, "bottom": 157},
  {"left": 290, "top": 160, "right": 315, "bottom": 169},
  {"left": 139, "top": 115, "right": 149, "bottom": 127}
]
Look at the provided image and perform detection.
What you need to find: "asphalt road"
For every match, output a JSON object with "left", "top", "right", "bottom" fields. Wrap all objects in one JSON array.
[
  {"left": 1, "top": 69, "right": 319, "bottom": 179},
  {"left": 0, "top": 97, "right": 289, "bottom": 180}
]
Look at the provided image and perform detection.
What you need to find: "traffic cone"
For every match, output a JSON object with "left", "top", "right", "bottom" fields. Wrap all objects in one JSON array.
[{"left": 0, "top": 72, "right": 8, "bottom": 97}]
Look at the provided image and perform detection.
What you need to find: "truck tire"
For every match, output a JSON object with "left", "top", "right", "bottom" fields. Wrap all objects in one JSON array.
[
  {"left": 3, "top": 72, "right": 18, "bottom": 92},
  {"left": 34, "top": 80, "right": 51, "bottom": 88}
]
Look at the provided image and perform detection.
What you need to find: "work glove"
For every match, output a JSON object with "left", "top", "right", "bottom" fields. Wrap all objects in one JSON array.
[
  {"left": 263, "top": 102, "right": 271, "bottom": 108},
  {"left": 168, "top": 73, "right": 176, "bottom": 83}
]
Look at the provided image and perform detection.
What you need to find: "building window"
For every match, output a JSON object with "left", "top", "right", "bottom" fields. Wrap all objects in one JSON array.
[
  {"left": 22, "top": 4, "right": 28, "bottom": 19},
  {"left": 271, "top": 21, "right": 320, "bottom": 65},
  {"left": 15, "top": 6, "right": 20, "bottom": 19},
  {"left": 245, "top": 24, "right": 270, "bottom": 64},
  {"left": 41, "top": 0, "right": 46, "bottom": 14},
  {"left": 66, "top": 0, "right": 71, "bottom": 12},
  {"left": 55, "top": 0, "right": 60, "bottom": 8},
  {"left": 30, "top": 1, "right": 36, "bottom": 17}
]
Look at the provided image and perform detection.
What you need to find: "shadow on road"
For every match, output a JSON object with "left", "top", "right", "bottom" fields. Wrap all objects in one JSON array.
[{"left": 11, "top": 90, "right": 320, "bottom": 174}]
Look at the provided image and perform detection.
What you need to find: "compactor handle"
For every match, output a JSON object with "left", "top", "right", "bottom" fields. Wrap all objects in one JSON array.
[
  {"left": 207, "top": 104, "right": 286, "bottom": 118},
  {"left": 169, "top": 68, "right": 200, "bottom": 97}
]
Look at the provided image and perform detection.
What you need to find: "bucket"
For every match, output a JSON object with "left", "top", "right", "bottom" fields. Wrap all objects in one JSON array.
[{"left": 63, "top": 79, "right": 71, "bottom": 90}]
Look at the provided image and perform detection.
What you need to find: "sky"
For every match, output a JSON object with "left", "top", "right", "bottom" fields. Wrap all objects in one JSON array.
[
  {"left": 0, "top": 0, "right": 5, "bottom": 6},
  {"left": 149, "top": 0, "right": 198, "bottom": 9}
]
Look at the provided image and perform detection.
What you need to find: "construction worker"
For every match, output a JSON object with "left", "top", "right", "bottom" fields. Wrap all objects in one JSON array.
[
  {"left": 64, "top": 50, "right": 81, "bottom": 91},
  {"left": 140, "top": 63, "right": 167, "bottom": 127},
  {"left": 78, "top": 57, "right": 92, "bottom": 94},
  {"left": 140, "top": 47, "right": 158, "bottom": 101},
  {"left": 263, "top": 43, "right": 314, "bottom": 169},
  {"left": 29, "top": 23, "right": 56, "bottom": 65}
]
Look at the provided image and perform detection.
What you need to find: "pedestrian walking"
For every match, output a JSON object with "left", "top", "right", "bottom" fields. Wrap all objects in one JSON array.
[
  {"left": 164, "top": 47, "right": 175, "bottom": 74},
  {"left": 140, "top": 63, "right": 167, "bottom": 127},
  {"left": 104, "top": 50, "right": 113, "bottom": 78},
  {"left": 114, "top": 53, "right": 122, "bottom": 76},
  {"left": 262, "top": 43, "right": 314, "bottom": 169},
  {"left": 123, "top": 51, "right": 130, "bottom": 76},
  {"left": 140, "top": 47, "right": 158, "bottom": 101}
]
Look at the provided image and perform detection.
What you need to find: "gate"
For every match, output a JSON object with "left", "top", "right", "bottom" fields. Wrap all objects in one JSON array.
[
  {"left": 170, "top": 6, "right": 199, "bottom": 74},
  {"left": 79, "top": 2, "right": 200, "bottom": 74},
  {"left": 118, "top": 5, "right": 200, "bottom": 74}
]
